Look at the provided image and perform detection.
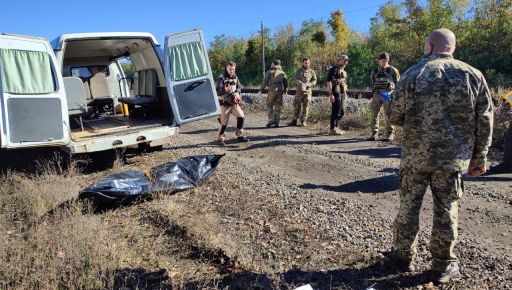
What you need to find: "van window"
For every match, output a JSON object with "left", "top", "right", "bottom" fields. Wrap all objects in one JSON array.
[
  {"left": 71, "top": 67, "right": 92, "bottom": 78},
  {"left": 169, "top": 41, "right": 208, "bottom": 81},
  {"left": 71, "top": 66, "right": 109, "bottom": 79},
  {"left": 118, "top": 57, "right": 135, "bottom": 79},
  {"left": 0, "top": 49, "right": 56, "bottom": 94}
]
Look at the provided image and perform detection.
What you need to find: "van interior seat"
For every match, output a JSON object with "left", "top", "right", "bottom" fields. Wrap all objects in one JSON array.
[
  {"left": 88, "top": 67, "right": 111, "bottom": 99},
  {"left": 63, "top": 76, "right": 87, "bottom": 130},
  {"left": 85, "top": 67, "right": 115, "bottom": 115},
  {"left": 119, "top": 69, "right": 157, "bottom": 105},
  {"left": 83, "top": 80, "right": 92, "bottom": 101}
]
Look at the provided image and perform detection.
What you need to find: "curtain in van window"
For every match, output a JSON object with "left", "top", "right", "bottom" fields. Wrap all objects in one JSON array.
[
  {"left": 169, "top": 41, "right": 208, "bottom": 81},
  {"left": 0, "top": 49, "right": 55, "bottom": 94}
]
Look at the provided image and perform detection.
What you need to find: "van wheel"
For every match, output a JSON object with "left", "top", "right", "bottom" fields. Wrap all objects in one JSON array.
[
  {"left": 88, "top": 149, "right": 125, "bottom": 171},
  {"left": 137, "top": 142, "right": 163, "bottom": 153}
]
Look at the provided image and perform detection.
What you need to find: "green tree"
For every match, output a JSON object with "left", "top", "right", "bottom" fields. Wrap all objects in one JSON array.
[
  {"left": 312, "top": 30, "right": 327, "bottom": 46},
  {"left": 347, "top": 38, "right": 375, "bottom": 89},
  {"left": 327, "top": 9, "right": 350, "bottom": 53},
  {"left": 206, "top": 0, "right": 511, "bottom": 90},
  {"left": 120, "top": 62, "right": 134, "bottom": 79}
]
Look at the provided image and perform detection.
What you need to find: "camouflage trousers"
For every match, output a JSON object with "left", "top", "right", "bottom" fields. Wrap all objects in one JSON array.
[
  {"left": 371, "top": 94, "right": 394, "bottom": 135},
  {"left": 292, "top": 91, "right": 312, "bottom": 123},
  {"left": 267, "top": 91, "right": 284, "bottom": 124},
  {"left": 393, "top": 167, "right": 463, "bottom": 270}
]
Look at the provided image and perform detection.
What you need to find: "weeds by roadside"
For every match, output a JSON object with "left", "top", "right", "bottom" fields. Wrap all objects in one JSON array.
[{"left": 0, "top": 164, "right": 121, "bottom": 289}]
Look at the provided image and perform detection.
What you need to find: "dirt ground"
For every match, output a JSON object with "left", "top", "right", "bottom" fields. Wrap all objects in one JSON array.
[{"left": 1, "top": 112, "right": 510, "bottom": 289}]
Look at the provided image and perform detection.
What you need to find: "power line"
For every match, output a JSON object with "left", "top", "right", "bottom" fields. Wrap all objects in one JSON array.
[{"left": 226, "top": 1, "right": 387, "bottom": 36}]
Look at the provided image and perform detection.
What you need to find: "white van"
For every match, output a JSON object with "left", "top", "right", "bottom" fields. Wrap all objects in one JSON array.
[{"left": 0, "top": 30, "right": 219, "bottom": 154}]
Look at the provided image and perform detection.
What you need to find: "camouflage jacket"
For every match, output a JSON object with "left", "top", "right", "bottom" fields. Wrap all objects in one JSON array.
[
  {"left": 371, "top": 65, "right": 400, "bottom": 93},
  {"left": 295, "top": 67, "right": 317, "bottom": 94},
  {"left": 260, "top": 65, "right": 288, "bottom": 93},
  {"left": 390, "top": 53, "right": 493, "bottom": 172}
]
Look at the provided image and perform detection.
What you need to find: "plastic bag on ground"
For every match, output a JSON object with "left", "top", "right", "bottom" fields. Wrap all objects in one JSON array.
[
  {"left": 151, "top": 155, "right": 223, "bottom": 192},
  {"left": 79, "top": 155, "right": 223, "bottom": 204},
  {"left": 79, "top": 170, "right": 150, "bottom": 203}
]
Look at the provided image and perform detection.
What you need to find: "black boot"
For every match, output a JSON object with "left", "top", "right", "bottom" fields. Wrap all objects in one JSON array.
[
  {"left": 266, "top": 121, "right": 275, "bottom": 128},
  {"left": 380, "top": 250, "right": 415, "bottom": 273}
]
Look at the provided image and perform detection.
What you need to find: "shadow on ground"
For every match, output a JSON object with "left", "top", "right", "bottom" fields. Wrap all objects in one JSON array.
[
  {"left": 186, "top": 264, "right": 438, "bottom": 290},
  {"left": 112, "top": 258, "right": 447, "bottom": 290},
  {"left": 168, "top": 134, "right": 365, "bottom": 152},
  {"left": 0, "top": 147, "right": 136, "bottom": 174},
  {"left": 113, "top": 268, "right": 172, "bottom": 289},
  {"left": 464, "top": 175, "right": 512, "bottom": 182},
  {"left": 181, "top": 128, "right": 218, "bottom": 135},
  {"left": 333, "top": 147, "right": 401, "bottom": 159},
  {"left": 301, "top": 173, "right": 399, "bottom": 194}
]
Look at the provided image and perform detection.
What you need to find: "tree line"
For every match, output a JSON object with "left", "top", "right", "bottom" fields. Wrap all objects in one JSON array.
[{"left": 207, "top": 0, "right": 512, "bottom": 90}]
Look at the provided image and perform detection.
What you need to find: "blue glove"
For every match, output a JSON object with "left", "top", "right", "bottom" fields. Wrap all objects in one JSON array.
[{"left": 380, "top": 91, "right": 392, "bottom": 101}]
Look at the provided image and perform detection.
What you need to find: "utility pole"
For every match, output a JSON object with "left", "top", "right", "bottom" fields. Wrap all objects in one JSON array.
[{"left": 260, "top": 21, "right": 265, "bottom": 79}]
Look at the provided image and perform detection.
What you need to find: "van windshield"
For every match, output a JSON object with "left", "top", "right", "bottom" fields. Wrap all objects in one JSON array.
[
  {"left": 0, "top": 49, "right": 56, "bottom": 94},
  {"left": 168, "top": 41, "right": 208, "bottom": 81}
]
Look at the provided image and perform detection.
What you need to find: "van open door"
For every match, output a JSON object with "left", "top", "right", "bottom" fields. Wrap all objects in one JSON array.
[
  {"left": 0, "top": 34, "right": 69, "bottom": 149},
  {"left": 163, "top": 29, "right": 220, "bottom": 124}
]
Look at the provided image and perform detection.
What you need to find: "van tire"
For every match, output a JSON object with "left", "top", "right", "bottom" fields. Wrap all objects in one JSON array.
[
  {"left": 137, "top": 142, "right": 163, "bottom": 153},
  {"left": 88, "top": 149, "right": 125, "bottom": 171}
]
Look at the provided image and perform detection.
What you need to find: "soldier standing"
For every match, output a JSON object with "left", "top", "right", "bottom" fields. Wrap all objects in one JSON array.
[
  {"left": 289, "top": 57, "right": 317, "bottom": 127},
  {"left": 389, "top": 29, "right": 493, "bottom": 284},
  {"left": 326, "top": 54, "right": 349, "bottom": 135},
  {"left": 216, "top": 61, "right": 249, "bottom": 145},
  {"left": 368, "top": 53, "right": 400, "bottom": 141},
  {"left": 258, "top": 60, "right": 288, "bottom": 128}
]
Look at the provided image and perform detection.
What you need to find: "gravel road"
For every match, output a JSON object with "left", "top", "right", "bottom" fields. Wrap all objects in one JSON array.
[{"left": 122, "top": 111, "right": 511, "bottom": 289}]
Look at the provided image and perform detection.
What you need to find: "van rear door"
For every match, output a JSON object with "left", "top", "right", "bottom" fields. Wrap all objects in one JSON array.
[
  {"left": 163, "top": 29, "right": 219, "bottom": 124},
  {"left": 0, "top": 34, "right": 68, "bottom": 148}
]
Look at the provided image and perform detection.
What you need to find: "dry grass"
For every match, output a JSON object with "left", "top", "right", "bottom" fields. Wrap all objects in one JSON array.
[
  {"left": 0, "top": 151, "right": 250, "bottom": 289},
  {"left": 0, "top": 163, "right": 122, "bottom": 289}
]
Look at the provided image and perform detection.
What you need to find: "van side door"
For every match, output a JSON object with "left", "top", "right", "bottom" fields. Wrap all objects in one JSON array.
[
  {"left": 0, "top": 34, "right": 69, "bottom": 148},
  {"left": 163, "top": 29, "right": 220, "bottom": 124}
]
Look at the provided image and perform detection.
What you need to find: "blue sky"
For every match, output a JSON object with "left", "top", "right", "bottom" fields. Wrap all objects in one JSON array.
[{"left": 0, "top": 0, "right": 387, "bottom": 46}]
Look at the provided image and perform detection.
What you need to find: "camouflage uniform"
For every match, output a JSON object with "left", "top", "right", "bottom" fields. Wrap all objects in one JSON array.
[
  {"left": 291, "top": 67, "right": 317, "bottom": 125},
  {"left": 260, "top": 64, "right": 288, "bottom": 126},
  {"left": 216, "top": 72, "right": 245, "bottom": 141},
  {"left": 390, "top": 53, "right": 493, "bottom": 271},
  {"left": 326, "top": 64, "right": 348, "bottom": 130},
  {"left": 370, "top": 65, "right": 400, "bottom": 137}
]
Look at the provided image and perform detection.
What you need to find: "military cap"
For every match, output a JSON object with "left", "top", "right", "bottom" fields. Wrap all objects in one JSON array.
[
  {"left": 272, "top": 59, "right": 281, "bottom": 65},
  {"left": 337, "top": 54, "right": 350, "bottom": 60},
  {"left": 379, "top": 52, "right": 390, "bottom": 60}
]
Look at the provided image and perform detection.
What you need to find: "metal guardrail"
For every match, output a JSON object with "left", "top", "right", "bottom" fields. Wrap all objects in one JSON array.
[{"left": 241, "top": 87, "right": 374, "bottom": 99}]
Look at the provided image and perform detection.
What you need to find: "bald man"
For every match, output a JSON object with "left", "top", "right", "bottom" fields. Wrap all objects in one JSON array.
[{"left": 388, "top": 28, "right": 493, "bottom": 284}]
